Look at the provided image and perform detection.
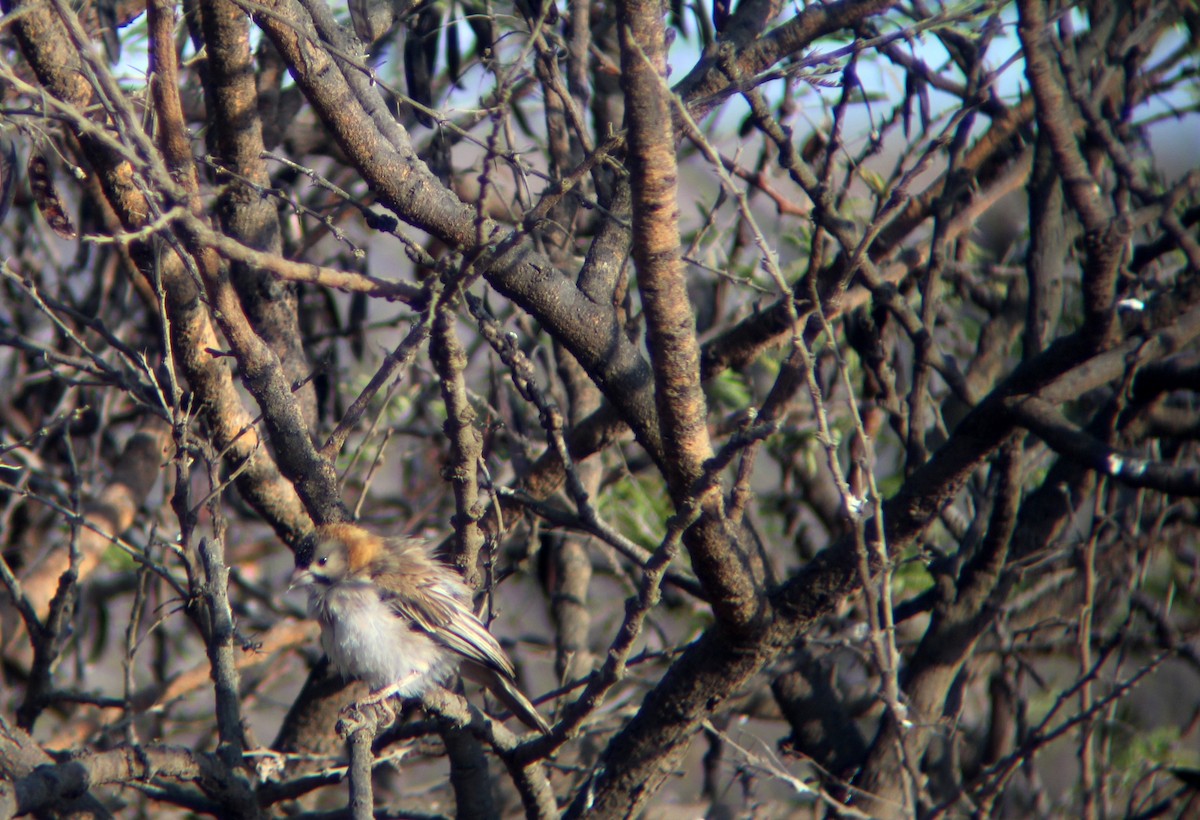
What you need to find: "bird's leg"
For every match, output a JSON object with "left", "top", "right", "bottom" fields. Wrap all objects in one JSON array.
[{"left": 340, "top": 673, "right": 419, "bottom": 729}]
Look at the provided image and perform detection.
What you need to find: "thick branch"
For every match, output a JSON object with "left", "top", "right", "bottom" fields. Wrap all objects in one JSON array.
[
  {"left": 3, "top": 0, "right": 311, "bottom": 544},
  {"left": 249, "top": 0, "right": 666, "bottom": 471},
  {"left": 198, "top": 0, "right": 317, "bottom": 430}
]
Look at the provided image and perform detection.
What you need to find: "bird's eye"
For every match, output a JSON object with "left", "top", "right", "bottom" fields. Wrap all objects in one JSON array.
[{"left": 317, "top": 556, "right": 328, "bottom": 567}]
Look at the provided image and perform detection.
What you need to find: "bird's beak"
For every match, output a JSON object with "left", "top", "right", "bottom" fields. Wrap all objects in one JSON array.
[{"left": 288, "top": 567, "right": 314, "bottom": 592}]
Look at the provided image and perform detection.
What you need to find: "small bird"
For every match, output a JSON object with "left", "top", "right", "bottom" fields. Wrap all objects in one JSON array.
[{"left": 289, "top": 522, "right": 550, "bottom": 734}]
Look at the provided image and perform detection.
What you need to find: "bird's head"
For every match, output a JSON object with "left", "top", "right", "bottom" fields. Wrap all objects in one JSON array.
[{"left": 289, "top": 523, "right": 380, "bottom": 590}]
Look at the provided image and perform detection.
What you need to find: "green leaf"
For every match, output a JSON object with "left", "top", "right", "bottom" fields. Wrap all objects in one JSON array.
[{"left": 860, "top": 167, "right": 889, "bottom": 198}]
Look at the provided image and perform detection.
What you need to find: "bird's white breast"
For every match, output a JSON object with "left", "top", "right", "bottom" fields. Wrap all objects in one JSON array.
[{"left": 310, "top": 579, "right": 457, "bottom": 694}]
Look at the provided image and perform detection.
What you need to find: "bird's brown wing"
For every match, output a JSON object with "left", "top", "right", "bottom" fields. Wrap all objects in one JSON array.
[{"left": 373, "top": 570, "right": 517, "bottom": 680}]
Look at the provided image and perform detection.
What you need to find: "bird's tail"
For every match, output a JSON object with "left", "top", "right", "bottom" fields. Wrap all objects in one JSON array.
[{"left": 462, "top": 663, "right": 551, "bottom": 734}]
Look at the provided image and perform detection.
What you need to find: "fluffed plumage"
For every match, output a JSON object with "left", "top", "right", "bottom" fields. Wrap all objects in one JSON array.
[{"left": 290, "top": 522, "right": 550, "bottom": 734}]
